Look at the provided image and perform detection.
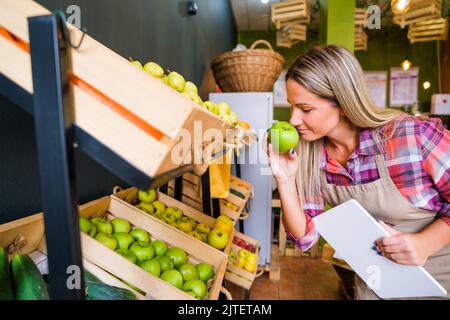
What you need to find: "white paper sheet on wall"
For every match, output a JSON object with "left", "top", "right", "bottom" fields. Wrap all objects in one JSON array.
[
  {"left": 390, "top": 67, "right": 419, "bottom": 106},
  {"left": 364, "top": 71, "right": 388, "bottom": 108}
]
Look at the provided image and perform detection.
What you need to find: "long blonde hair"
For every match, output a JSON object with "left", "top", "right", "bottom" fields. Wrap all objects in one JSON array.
[{"left": 285, "top": 45, "right": 403, "bottom": 205}]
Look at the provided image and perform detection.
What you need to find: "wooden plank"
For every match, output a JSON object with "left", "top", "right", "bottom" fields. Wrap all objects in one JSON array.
[{"left": 269, "top": 244, "right": 281, "bottom": 281}]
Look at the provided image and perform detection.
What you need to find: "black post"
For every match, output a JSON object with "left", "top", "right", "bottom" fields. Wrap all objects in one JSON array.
[
  {"left": 234, "top": 153, "right": 245, "bottom": 233},
  {"left": 159, "top": 184, "right": 168, "bottom": 195},
  {"left": 212, "top": 198, "right": 221, "bottom": 219},
  {"left": 174, "top": 176, "right": 183, "bottom": 201},
  {"left": 28, "top": 14, "right": 84, "bottom": 299},
  {"left": 201, "top": 170, "right": 212, "bottom": 216}
]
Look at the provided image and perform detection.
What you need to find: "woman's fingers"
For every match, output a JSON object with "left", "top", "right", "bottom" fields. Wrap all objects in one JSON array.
[
  {"left": 288, "top": 148, "right": 297, "bottom": 160},
  {"left": 268, "top": 143, "right": 273, "bottom": 158}
]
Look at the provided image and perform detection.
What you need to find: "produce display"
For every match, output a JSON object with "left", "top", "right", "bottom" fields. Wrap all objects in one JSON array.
[
  {"left": 129, "top": 58, "right": 250, "bottom": 128},
  {"left": 133, "top": 189, "right": 234, "bottom": 251},
  {"left": 80, "top": 215, "right": 215, "bottom": 299},
  {"left": 228, "top": 236, "right": 258, "bottom": 273}
]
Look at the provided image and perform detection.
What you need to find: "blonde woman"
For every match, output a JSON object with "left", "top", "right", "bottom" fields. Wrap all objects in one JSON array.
[{"left": 265, "top": 45, "right": 450, "bottom": 300}]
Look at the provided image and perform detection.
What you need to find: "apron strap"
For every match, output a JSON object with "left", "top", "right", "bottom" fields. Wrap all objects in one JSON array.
[{"left": 374, "top": 154, "right": 389, "bottom": 179}]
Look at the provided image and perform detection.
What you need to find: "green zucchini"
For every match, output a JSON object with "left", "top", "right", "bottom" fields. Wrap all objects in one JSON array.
[
  {"left": 0, "top": 247, "right": 14, "bottom": 300},
  {"left": 86, "top": 283, "right": 137, "bottom": 300},
  {"left": 10, "top": 254, "right": 50, "bottom": 300}
]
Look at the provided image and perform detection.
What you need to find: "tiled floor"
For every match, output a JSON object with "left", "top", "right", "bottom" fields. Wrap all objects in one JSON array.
[{"left": 225, "top": 256, "right": 347, "bottom": 300}]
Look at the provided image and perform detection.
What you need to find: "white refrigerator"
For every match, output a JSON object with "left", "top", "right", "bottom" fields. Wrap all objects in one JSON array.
[{"left": 210, "top": 92, "right": 274, "bottom": 266}]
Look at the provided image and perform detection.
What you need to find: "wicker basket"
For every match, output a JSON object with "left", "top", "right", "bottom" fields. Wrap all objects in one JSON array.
[{"left": 210, "top": 40, "right": 285, "bottom": 92}]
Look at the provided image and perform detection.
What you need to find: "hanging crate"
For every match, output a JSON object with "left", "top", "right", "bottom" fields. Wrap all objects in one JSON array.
[
  {"left": 355, "top": 27, "right": 368, "bottom": 51},
  {"left": 408, "top": 18, "right": 449, "bottom": 43},
  {"left": 355, "top": 8, "right": 368, "bottom": 27},
  {"left": 111, "top": 186, "right": 236, "bottom": 253},
  {"left": 274, "top": 16, "right": 311, "bottom": 30},
  {"left": 225, "top": 231, "right": 260, "bottom": 290},
  {"left": 276, "top": 29, "right": 293, "bottom": 48},
  {"left": 276, "top": 24, "right": 307, "bottom": 48},
  {"left": 271, "top": 0, "right": 310, "bottom": 30},
  {"left": 0, "top": 0, "right": 233, "bottom": 184},
  {"left": 393, "top": 0, "right": 442, "bottom": 29},
  {"left": 167, "top": 173, "right": 253, "bottom": 222}
]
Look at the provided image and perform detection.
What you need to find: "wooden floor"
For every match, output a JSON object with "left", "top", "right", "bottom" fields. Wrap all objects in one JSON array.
[{"left": 225, "top": 255, "right": 347, "bottom": 300}]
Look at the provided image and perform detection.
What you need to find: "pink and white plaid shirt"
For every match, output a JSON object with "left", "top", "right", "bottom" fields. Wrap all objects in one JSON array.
[{"left": 285, "top": 116, "right": 450, "bottom": 251}]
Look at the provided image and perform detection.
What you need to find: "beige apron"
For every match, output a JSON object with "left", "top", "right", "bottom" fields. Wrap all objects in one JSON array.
[{"left": 320, "top": 154, "right": 450, "bottom": 300}]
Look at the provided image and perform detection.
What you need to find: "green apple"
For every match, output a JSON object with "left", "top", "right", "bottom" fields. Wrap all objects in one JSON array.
[
  {"left": 182, "top": 91, "right": 202, "bottom": 105},
  {"left": 187, "top": 217, "right": 198, "bottom": 230},
  {"left": 143, "top": 62, "right": 164, "bottom": 78},
  {"left": 139, "top": 259, "right": 161, "bottom": 277},
  {"left": 130, "top": 60, "right": 143, "bottom": 69},
  {"left": 155, "top": 255, "right": 174, "bottom": 272},
  {"left": 219, "top": 113, "right": 234, "bottom": 125},
  {"left": 182, "top": 279, "right": 207, "bottom": 300},
  {"left": 268, "top": 121, "right": 300, "bottom": 154},
  {"left": 95, "top": 232, "right": 118, "bottom": 250},
  {"left": 188, "top": 230, "right": 206, "bottom": 242},
  {"left": 111, "top": 218, "right": 131, "bottom": 233},
  {"left": 139, "top": 202, "right": 155, "bottom": 215},
  {"left": 195, "top": 223, "right": 211, "bottom": 235},
  {"left": 229, "top": 111, "right": 239, "bottom": 125},
  {"left": 217, "top": 215, "right": 233, "bottom": 225},
  {"left": 178, "top": 262, "right": 199, "bottom": 282},
  {"left": 208, "top": 228, "right": 229, "bottom": 250},
  {"left": 112, "top": 232, "right": 135, "bottom": 250},
  {"left": 184, "top": 81, "right": 198, "bottom": 94},
  {"left": 160, "top": 269, "right": 184, "bottom": 289},
  {"left": 79, "top": 217, "right": 93, "bottom": 234},
  {"left": 177, "top": 220, "right": 193, "bottom": 233},
  {"left": 88, "top": 223, "right": 97, "bottom": 237},
  {"left": 116, "top": 249, "right": 138, "bottom": 264},
  {"left": 130, "top": 241, "right": 155, "bottom": 262},
  {"left": 165, "top": 247, "right": 188, "bottom": 268},
  {"left": 165, "top": 207, "right": 183, "bottom": 220},
  {"left": 167, "top": 71, "right": 186, "bottom": 92},
  {"left": 238, "top": 248, "right": 249, "bottom": 259},
  {"left": 196, "top": 262, "right": 215, "bottom": 282},
  {"left": 217, "top": 102, "right": 231, "bottom": 115},
  {"left": 138, "top": 189, "right": 157, "bottom": 203},
  {"left": 152, "top": 201, "right": 166, "bottom": 215},
  {"left": 91, "top": 218, "right": 113, "bottom": 235},
  {"left": 163, "top": 212, "right": 177, "bottom": 224},
  {"left": 228, "top": 251, "right": 238, "bottom": 264},
  {"left": 130, "top": 228, "right": 150, "bottom": 243},
  {"left": 160, "top": 75, "right": 168, "bottom": 84},
  {"left": 151, "top": 240, "right": 168, "bottom": 256},
  {"left": 203, "top": 101, "right": 218, "bottom": 115}
]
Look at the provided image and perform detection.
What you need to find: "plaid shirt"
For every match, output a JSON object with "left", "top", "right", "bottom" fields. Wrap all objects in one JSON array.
[{"left": 285, "top": 116, "right": 450, "bottom": 251}]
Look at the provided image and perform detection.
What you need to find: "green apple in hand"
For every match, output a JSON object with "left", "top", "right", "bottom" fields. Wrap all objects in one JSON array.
[
  {"left": 151, "top": 240, "right": 168, "bottom": 256},
  {"left": 138, "top": 189, "right": 157, "bottom": 203},
  {"left": 95, "top": 232, "right": 118, "bottom": 250},
  {"left": 112, "top": 232, "right": 135, "bottom": 250},
  {"left": 140, "top": 202, "right": 155, "bottom": 215},
  {"left": 143, "top": 62, "right": 164, "bottom": 78},
  {"left": 155, "top": 255, "right": 174, "bottom": 272},
  {"left": 160, "top": 270, "right": 184, "bottom": 289},
  {"left": 139, "top": 259, "right": 161, "bottom": 277},
  {"left": 152, "top": 201, "right": 166, "bottom": 215},
  {"left": 111, "top": 218, "right": 131, "bottom": 233},
  {"left": 91, "top": 218, "right": 113, "bottom": 235},
  {"left": 116, "top": 249, "right": 138, "bottom": 264},
  {"left": 268, "top": 121, "right": 300, "bottom": 154},
  {"left": 182, "top": 279, "right": 207, "bottom": 300},
  {"left": 167, "top": 71, "right": 186, "bottom": 92},
  {"left": 208, "top": 228, "right": 229, "bottom": 250},
  {"left": 196, "top": 262, "right": 215, "bottom": 282},
  {"left": 79, "top": 217, "right": 93, "bottom": 234},
  {"left": 165, "top": 247, "right": 188, "bottom": 268},
  {"left": 165, "top": 207, "right": 183, "bottom": 220},
  {"left": 130, "top": 241, "right": 155, "bottom": 262},
  {"left": 178, "top": 262, "right": 199, "bottom": 282},
  {"left": 130, "top": 228, "right": 150, "bottom": 243}
]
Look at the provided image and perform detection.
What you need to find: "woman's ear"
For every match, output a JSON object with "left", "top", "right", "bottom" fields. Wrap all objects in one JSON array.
[{"left": 338, "top": 106, "right": 345, "bottom": 116}]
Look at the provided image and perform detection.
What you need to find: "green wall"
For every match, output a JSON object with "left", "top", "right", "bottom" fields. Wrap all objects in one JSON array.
[{"left": 239, "top": 26, "right": 438, "bottom": 121}]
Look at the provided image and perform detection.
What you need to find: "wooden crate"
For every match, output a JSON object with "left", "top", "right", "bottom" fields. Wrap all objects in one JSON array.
[
  {"left": 355, "top": 8, "right": 368, "bottom": 27},
  {"left": 167, "top": 173, "right": 252, "bottom": 221},
  {"left": 274, "top": 16, "right": 311, "bottom": 30},
  {"left": 289, "top": 24, "right": 307, "bottom": 42},
  {"left": 112, "top": 187, "right": 236, "bottom": 254},
  {"left": 0, "top": 212, "right": 147, "bottom": 299},
  {"left": 393, "top": 0, "right": 442, "bottom": 29},
  {"left": 355, "top": 28, "right": 368, "bottom": 51},
  {"left": 225, "top": 231, "right": 260, "bottom": 290},
  {"left": 276, "top": 29, "right": 293, "bottom": 48},
  {"left": 0, "top": 0, "right": 232, "bottom": 180},
  {"left": 271, "top": 0, "right": 310, "bottom": 30},
  {"left": 408, "top": 18, "right": 449, "bottom": 43}
]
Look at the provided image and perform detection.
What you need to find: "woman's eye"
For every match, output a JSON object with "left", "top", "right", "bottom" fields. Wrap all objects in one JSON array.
[{"left": 302, "top": 109, "right": 311, "bottom": 113}]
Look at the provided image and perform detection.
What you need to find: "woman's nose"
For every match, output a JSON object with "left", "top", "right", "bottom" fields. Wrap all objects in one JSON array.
[{"left": 289, "top": 109, "right": 303, "bottom": 127}]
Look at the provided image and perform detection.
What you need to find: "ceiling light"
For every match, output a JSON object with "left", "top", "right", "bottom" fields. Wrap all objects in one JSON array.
[
  {"left": 423, "top": 81, "right": 431, "bottom": 90},
  {"left": 391, "top": 0, "right": 412, "bottom": 15},
  {"left": 261, "top": 0, "right": 270, "bottom": 4},
  {"left": 401, "top": 59, "right": 412, "bottom": 71}
]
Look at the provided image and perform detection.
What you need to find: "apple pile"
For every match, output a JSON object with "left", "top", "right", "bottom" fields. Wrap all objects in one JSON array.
[
  {"left": 221, "top": 199, "right": 239, "bottom": 212},
  {"left": 135, "top": 189, "right": 234, "bottom": 251},
  {"left": 129, "top": 59, "right": 243, "bottom": 127},
  {"left": 228, "top": 248, "right": 257, "bottom": 273},
  {"left": 79, "top": 215, "right": 215, "bottom": 299},
  {"left": 233, "top": 237, "right": 257, "bottom": 253}
]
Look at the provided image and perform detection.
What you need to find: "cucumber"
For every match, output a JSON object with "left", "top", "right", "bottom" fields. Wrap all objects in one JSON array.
[
  {"left": 230, "top": 189, "right": 245, "bottom": 199},
  {"left": 10, "top": 254, "right": 50, "bottom": 300},
  {"left": 84, "top": 270, "right": 102, "bottom": 285},
  {"left": 86, "top": 283, "right": 137, "bottom": 300},
  {"left": 0, "top": 247, "right": 14, "bottom": 300}
]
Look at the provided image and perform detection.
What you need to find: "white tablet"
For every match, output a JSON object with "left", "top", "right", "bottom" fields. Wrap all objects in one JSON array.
[{"left": 312, "top": 199, "right": 447, "bottom": 299}]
